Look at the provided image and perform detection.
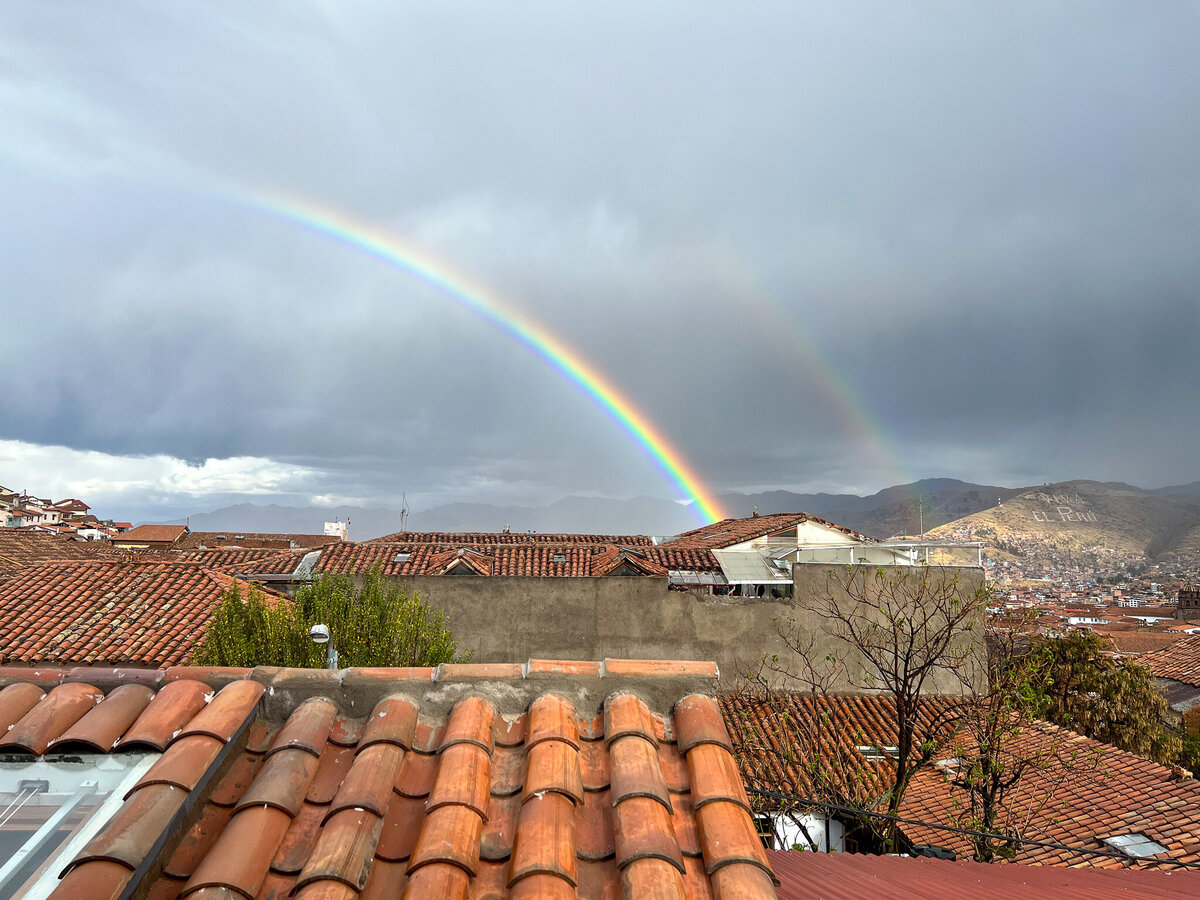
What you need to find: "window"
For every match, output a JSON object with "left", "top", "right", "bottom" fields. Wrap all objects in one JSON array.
[
  {"left": 1100, "top": 833, "right": 1168, "bottom": 858},
  {"left": 445, "top": 563, "right": 476, "bottom": 576},
  {"left": 608, "top": 563, "right": 643, "bottom": 577},
  {"left": 552, "top": 553, "right": 566, "bottom": 564},
  {"left": 394, "top": 552, "right": 411, "bottom": 563},
  {"left": 855, "top": 745, "right": 900, "bottom": 762},
  {"left": 0, "top": 753, "right": 156, "bottom": 899}
]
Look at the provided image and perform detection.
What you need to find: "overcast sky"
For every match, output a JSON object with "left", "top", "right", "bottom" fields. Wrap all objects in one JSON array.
[{"left": 2, "top": 1, "right": 1197, "bottom": 523}]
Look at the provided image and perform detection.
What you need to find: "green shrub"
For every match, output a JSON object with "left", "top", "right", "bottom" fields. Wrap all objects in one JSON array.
[{"left": 193, "top": 567, "right": 469, "bottom": 668}]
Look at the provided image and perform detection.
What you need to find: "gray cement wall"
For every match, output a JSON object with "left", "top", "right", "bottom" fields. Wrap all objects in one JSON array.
[{"left": 378, "top": 565, "right": 985, "bottom": 693}]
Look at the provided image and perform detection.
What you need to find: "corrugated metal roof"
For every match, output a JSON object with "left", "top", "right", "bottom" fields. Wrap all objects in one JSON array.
[{"left": 769, "top": 849, "right": 1200, "bottom": 899}]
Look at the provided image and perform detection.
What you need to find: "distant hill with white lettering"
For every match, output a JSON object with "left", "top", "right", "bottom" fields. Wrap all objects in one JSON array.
[{"left": 926, "top": 480, "right": 1200, "bottom": 575}]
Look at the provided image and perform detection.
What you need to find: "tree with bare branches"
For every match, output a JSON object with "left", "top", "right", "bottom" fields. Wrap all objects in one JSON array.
[{"left": 737, "top": 564, "right": 987, "bottom": 850}]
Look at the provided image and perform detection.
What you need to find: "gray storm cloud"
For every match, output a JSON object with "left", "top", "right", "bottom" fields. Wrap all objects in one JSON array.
[{"left": 1, "top": 1, "right": 1197, "bottom": 516}]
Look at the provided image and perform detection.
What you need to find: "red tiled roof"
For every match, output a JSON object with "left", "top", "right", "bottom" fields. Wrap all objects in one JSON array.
[
  {"left": 900, "top": 720, "right": 1200, "bottom": 868},
  {"left": 724, "top": 693, "right": 1200, "bottom": 869},
  {"left": 176, "top": 547, "right": 312, "bottom": 576},
  {"left": 115, "top": 524, "right": 189, "bottom": 544},
  {"left": 175, "top": 531, "right": 340, "bottom": 550},
  {"left": 768, "top": 848, "right": 1200, "bottom": 899},
  {"left": 317, "top": 542, "right": 685, "bottom": 577},
  {"left": 1142, "top": 635, "right": 1200, "bottom": 687},
  {"left": 0, "top": 529, "right": 123, "bottom": 577},
  {"left": 1102, "top": 631, "right": 1191, "bottom": 656},
  {"left": 722, "top": 693, "right": 961, "bottom": 801},
  {"left": 367, "top": 530, "right": 654, "bottom": 546},
  {"left": 0, "top": 661, "right": 777, "bottom": 899},
  {"left": 0, "top": 560, "right": 276, "bottom": 667},
  {"left": 666, "top": 513, "right": 873, "bottom": 549},
  {"left": 645, "top": 547, "right": 722, "bottom": 571}
]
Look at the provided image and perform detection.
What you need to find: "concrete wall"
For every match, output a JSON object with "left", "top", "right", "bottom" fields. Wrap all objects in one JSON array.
[{"left": 379, "top": 564, "right": 985, "bottom": 693}]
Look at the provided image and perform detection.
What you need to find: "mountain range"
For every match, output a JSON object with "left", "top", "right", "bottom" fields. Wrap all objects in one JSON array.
[{"left": 175, "top": 479, "right": 1200, "bottom": 558}]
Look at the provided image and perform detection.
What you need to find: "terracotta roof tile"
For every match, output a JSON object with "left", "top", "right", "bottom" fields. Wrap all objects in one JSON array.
[
  {"left": 316, "top": 540, "right": 687, "bottom": 578},
  {"left": 524, "top": 738, "right": 584, "bottom": 806},
  {"left": 366, "top": 530, "right": 654, "bottom": 547},
  {"left": 238, "top": 747, "right": 323, "bottom": 816},
  {"left": 377, "top": 793, "right": 426, "bottom": 862},
  {"left": 176, "top": 531, "right": 338, "bottom": 551},
  {"left": 357, "top": 695, "right": 418, "bottom": 750},
  {"left": 116, "top": 678, "right": 212, "bottom": 751},
  {"left": 183, "top": 802, "right": 294, "bottom": 896},
  {"left": 695, "top": 799, "right": 773, "bottom": 876},
  {"left": 408, "top": 803, "right": 484, "bottom": 875},
  {"left": 270, "top": 697, "right": 338, "bottom": 756},
  {"left": 15, "top": 661, "right": 773, "bottom": 897},
  {"left": 1142, "top": 634, "right": 1200, "bottom": 687},
  {"left": 580, "top": 738, "right": 612, "bottom": 791},
  {"left": 611, "top": 734, "right": 673, "bottom": 811},
  {"left": 296, "top": 806, "right": 385, "bottom": 892},
  {"left": 0, "top": 680, "right": 103, "bottom": 753},
  {"left": 491, "top": 744, "right": 526, "bottom": 796},
  {"left": 687, "top": 743, "right": 752, "bottom": 812},
  {"left": 441, "top": 694, "right": 497, "bottom": 752},
  {"left": 115, "top": 524, "right": 189, "bottom": 544},
  {"left": 0, "top": 529, "right": 123, "bottom": 577},
  {"left": 623, "top": 857, "right": 688, "bottom": 897},
  {"left": 330, "top": 742, "right": 406, "bottom": 819},
  {"left": 675, "top": 694, "right": 734, "bottom": 754},
  {"left": 134, "top": 733, "right": 225, "bottom": 794},
  {"left": 176, "top": 678, "right": 264, "bottom": 744},
  {"left": 163, "top": 802, "right": 233, "bottom": 879},
  {"left": 49, "top": 682, "right": 155, "bottom": 751},
  {"left": 614, "top": 794, "right": 684, "bottom": 872},
  {"left": 725, "top": 692, "right": 1200, "bottom": 870},
  {"left": 49, "top": 858, "right": 133, "bottom": 900},
  {"left": 576, "top": 787, "right": 616, "bottom": 861},
  {"left": 666, "top": 512, "right": 873, "bottom": 549},
  {"left": 176, "top": 546, "right": 312, "bottom": 576},
  {"left": 528, "top": 693, "right": 580, "bottom": 748},
  {"left": 0, "top": 680, "right": 46, "bottom": 730},
  {"left": 77, "top": 782, "right": 189, "bottom": 869},
  {"left": 510, "top": 790, "right": 577, "bottom": 886},
  {"left": 0, "top": 560, "right": 281, "bottom": 667}
]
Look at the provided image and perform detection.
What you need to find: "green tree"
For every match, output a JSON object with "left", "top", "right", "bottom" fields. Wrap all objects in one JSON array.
[
  {"left": 1034, "top": 631, "right": 1179, "bottom": 765},
  {"left": 942, "top": 620, "right": 1102, "bottom": 862},
  {"left": 193, "top": 568, "right": 469, "bottom": 668}
]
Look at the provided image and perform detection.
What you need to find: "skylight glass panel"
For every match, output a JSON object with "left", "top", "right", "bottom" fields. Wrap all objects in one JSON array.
[
  {"left": 1100, "top": 833, "right": 1167, "bottom": 858},
  {"left": 855, "top": 745, "right": 900, "bottom": 762},
  {"left": 0, "top": 753, "right": 156, "bottom": 899}
]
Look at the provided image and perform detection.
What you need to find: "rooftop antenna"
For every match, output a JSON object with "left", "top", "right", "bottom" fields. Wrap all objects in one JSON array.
[{"left": 399, "top": 492, "right": 409, "bottom": 533}]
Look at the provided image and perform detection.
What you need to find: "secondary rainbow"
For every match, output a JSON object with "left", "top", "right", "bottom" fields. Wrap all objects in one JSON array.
[{"left": 245, "top": 191, "right": 726, "bottom": 525}]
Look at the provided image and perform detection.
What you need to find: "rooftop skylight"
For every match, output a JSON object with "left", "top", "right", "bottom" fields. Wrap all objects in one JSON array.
[
  {"left": 1100, "top": 833, "right": 1167, "bottom": 858},
  {"left": 0, "top": 753, "right": 156, "bottom": 898},
  {"left": 856, "top": 745, "right": 900, "bottom": 762}
]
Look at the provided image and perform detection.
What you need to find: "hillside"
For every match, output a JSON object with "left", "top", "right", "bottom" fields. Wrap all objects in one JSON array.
[
  {"left": 716, "top": 479, "right": 1025, "bottom": 539},
  {"left": 927, "top": 480, "right": 1200, "bottom": 577}
]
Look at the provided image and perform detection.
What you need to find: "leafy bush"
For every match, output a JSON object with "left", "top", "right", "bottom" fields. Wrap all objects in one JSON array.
[{"left": 192, "top": 567, "right": 468, "bottom": 668}]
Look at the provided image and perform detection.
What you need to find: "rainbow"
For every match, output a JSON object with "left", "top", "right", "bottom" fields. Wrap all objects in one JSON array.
[
  {"left": 245, "top": 191, "right": 726, "bottom": 524},
  {"left": 705, "top": 250, "right": 917, "bottom": 494}
]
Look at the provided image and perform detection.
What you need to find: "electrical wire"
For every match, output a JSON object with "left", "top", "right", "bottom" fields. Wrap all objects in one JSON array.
[{"left": 746, "top": 788, "right": 1200, "bottom": 870}]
